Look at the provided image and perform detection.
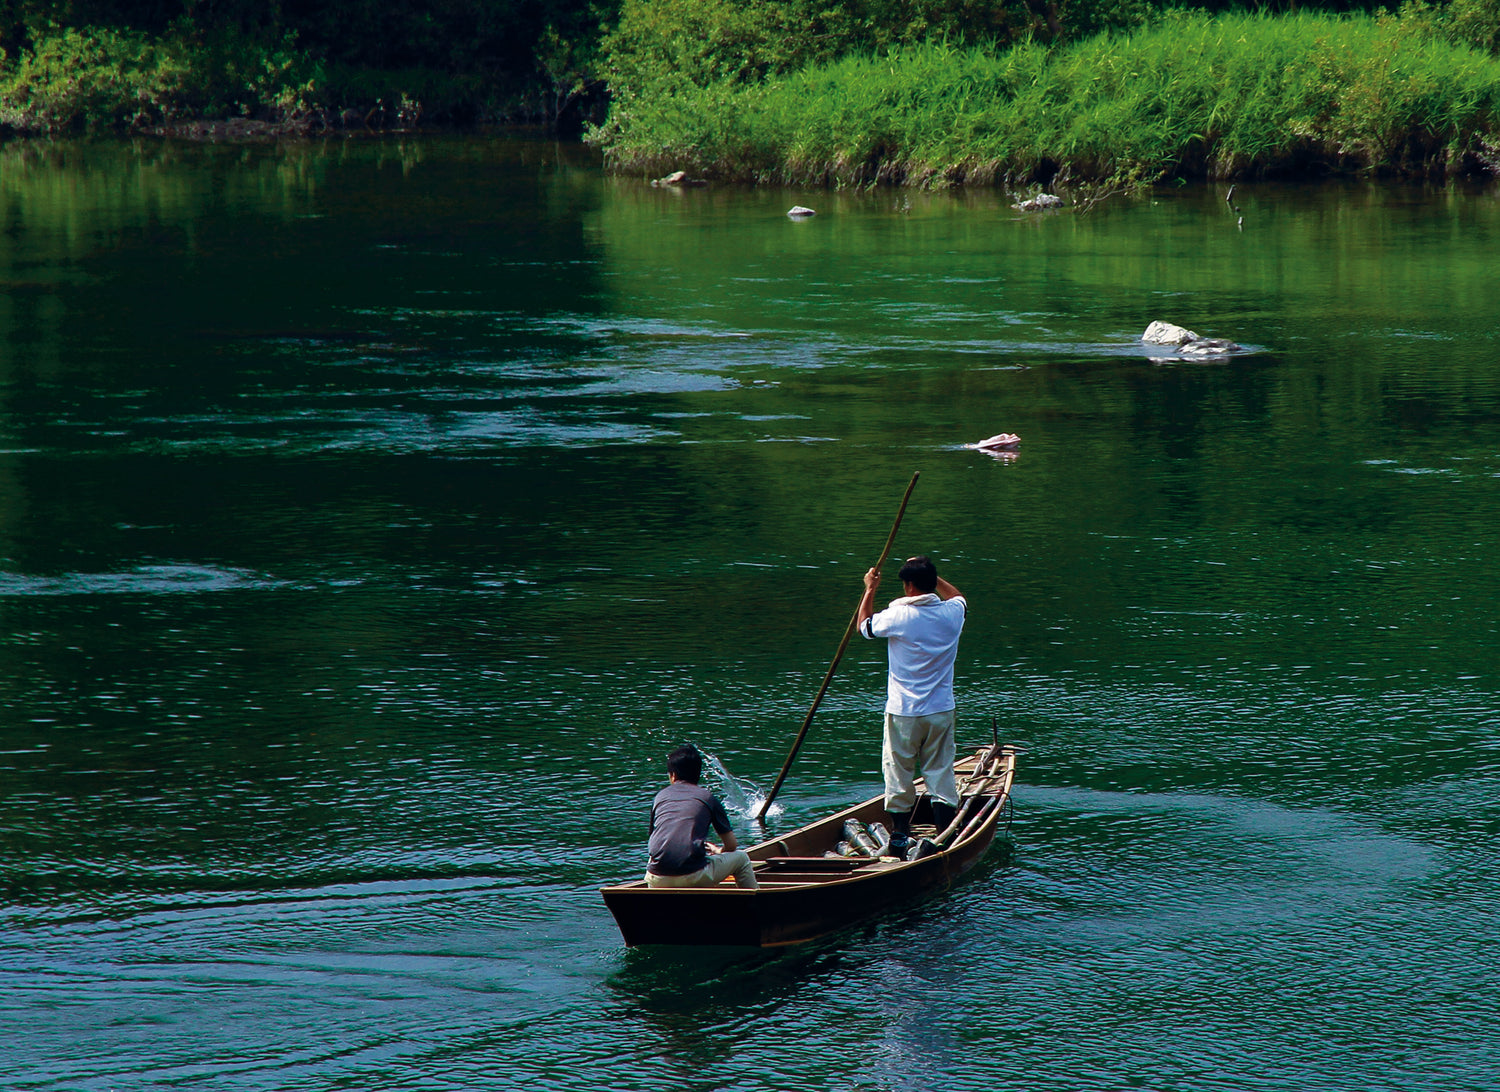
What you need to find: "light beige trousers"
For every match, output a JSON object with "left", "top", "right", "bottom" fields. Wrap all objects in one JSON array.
[
  {"left": 882, "top": 709, "right": 958, "bottom": 813},
  {"left": 645, "top": 849, "right": 759, "bottom": 889}
]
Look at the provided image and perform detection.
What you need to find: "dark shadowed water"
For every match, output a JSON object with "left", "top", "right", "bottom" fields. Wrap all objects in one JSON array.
[{"left": 2, "top": 136, "right": 1498, "bottom": 1091}]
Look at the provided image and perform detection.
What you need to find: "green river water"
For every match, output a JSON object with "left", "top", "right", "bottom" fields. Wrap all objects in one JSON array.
[{"left": 1, "top": 136, "right": 1498, "bottom": 1091}]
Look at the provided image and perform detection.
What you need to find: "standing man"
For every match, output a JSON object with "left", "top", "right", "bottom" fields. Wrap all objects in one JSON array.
[
  {"left": 857, "top": 555, "right": 967, "bottom": 856},
  {"left": 645, "top": 744, "right": 759, "bottom": 890}
]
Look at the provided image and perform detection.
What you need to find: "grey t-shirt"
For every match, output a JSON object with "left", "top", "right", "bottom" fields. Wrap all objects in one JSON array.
[{"left": 647, "top": 781, "right": 733, "bottom": 876}]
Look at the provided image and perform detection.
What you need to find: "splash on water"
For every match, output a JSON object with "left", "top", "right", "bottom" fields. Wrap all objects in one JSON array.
[{"left": 702, "top": 752, "right": 783, "bottom": 823}]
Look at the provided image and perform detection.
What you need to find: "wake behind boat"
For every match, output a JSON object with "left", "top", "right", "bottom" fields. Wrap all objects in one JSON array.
[{"left": 601, "top": 743, "right": 1017, "bottom": 948}]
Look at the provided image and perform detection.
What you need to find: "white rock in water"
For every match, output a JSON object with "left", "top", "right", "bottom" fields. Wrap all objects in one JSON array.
[
  {"left": 1142, "top": 321, "right": 1200, "bottom": 346},
  {"left": 1142, "top": 320, "right": 1243, "bottom": 355},
  {"left": 787, "top": 206, "right": 816, "bottom": 218}
]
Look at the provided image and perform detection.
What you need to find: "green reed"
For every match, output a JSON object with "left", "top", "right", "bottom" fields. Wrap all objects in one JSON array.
[{"left": 593, "top": 10, "right": 1500, "bottom": 185}]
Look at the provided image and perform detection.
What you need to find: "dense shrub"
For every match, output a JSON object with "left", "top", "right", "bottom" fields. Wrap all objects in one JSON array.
[
  {"left": 0, "top": 22, "right": 319, "bottom": 131},
  {"left": 0, "top": 0, "right": 623, "bottom": 128},
  {"left": 0, "top": 25, "right": 182, "bottom": 129},
  {"left": 1445, "top": 0, "right": 1500, "bottom": 52}
]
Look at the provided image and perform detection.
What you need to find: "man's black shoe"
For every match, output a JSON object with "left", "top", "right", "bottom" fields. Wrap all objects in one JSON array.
[{"left": 885, "top": 809, "right": 913, "bottom": 857}]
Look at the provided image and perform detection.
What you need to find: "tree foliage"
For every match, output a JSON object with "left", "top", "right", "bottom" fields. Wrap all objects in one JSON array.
[{"left": 0, "top": 0, "right": 622, "bottom": 130}]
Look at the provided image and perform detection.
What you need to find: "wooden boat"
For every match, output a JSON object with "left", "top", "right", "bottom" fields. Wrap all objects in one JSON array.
[{"left": 600, "top": 743, "right": 1017, "bottom": 948}]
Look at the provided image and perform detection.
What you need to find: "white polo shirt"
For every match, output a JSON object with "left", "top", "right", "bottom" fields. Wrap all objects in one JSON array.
[{"left": 860, "top": 592, "right": 967, "bottom": 716}]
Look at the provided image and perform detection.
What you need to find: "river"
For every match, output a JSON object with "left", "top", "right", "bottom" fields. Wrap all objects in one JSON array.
[{"left": 1, "top": 136, "right": 1497, "bottom": 1091}]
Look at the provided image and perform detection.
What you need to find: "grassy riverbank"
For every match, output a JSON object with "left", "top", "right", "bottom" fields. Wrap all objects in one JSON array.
[{"left": 592, "top": 9, "right": 1500, "bottom": 185}]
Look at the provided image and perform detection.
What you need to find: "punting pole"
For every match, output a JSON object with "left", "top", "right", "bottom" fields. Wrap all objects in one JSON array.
[{"left": 755, "top": 471, "right": 921, "bottom": 821}]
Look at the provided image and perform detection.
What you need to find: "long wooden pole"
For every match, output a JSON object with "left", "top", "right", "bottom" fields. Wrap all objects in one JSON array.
[{"left": 755, "top": 471, "right": 920, "bottom": 820}]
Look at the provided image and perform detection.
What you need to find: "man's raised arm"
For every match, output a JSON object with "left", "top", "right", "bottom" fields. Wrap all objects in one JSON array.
[{"left": 857, "top": 567, "right": 882, "bottom": 630}]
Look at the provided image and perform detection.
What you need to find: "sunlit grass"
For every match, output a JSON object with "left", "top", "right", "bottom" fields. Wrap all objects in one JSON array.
[{"left": 593, "top": 10, "right": 1500, "bottom": 185}]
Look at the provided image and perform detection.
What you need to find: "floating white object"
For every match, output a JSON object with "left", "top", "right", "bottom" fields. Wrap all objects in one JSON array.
[
  {"left": 787, "top": 206, "right": 816, "bottom": 218},
  {"left": 651, "top": 170, "right": 705, "bottom": 187},
  {"left": 966, "top": 433, "right": 1021, "bottom": 451}
]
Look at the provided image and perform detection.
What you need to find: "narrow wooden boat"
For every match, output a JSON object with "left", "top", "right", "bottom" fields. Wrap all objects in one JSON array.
[{"left": 600, "top": 743, "right": 1017, "bottom": 948}]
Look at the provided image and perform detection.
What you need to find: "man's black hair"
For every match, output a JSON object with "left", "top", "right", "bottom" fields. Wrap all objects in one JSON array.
[
  {"left": 898, "top": 555, "right": 939, "bottom": 593},
  {"left": 666, "top": 743, "right": 703, "bottom": 784}
]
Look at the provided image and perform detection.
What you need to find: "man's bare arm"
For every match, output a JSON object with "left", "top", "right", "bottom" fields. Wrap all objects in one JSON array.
[
  {"left": 856, "top": 567, "right": 881, "bottom": 629},
  {"left": 935, "top": 576, "right": 962, "bottom": 600}
]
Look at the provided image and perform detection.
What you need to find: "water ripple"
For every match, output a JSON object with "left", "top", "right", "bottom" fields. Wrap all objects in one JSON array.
[{"left": 0, "top": 564, "right": 284, "bottom": 596}]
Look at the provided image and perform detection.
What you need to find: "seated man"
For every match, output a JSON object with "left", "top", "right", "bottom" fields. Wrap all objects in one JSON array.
[{"left": 645, "top": 744, "right": 759, "bottom": 889}]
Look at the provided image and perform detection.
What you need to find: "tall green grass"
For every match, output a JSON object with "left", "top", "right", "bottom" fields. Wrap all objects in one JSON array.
[{"left": 591, "top": 10, "right": 1500, "bottom": 184}]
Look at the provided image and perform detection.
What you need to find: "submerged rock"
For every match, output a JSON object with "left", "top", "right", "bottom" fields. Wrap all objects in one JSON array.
[
  {"left": 1142, "top": 321, "right": 1242, "bottom": 356},
  {"left": 1179, "top": 339, "right": 1242, "bottom": 356}
]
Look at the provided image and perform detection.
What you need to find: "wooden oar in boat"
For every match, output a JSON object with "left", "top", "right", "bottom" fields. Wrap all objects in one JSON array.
[
  {"left": 932, "top": 725, "right": 1014, "bottom": 843},
  {"left": 756, "top": 472, "right": 921, "bottom": 820},
  {"left": 925, "top": 744, "right": 1015, "bottom": 851},
  {"left": 956, "top": 741, "right": 1006, "bottom": 793}
]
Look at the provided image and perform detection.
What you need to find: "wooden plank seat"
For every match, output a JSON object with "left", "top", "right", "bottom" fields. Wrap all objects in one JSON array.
[{"left": 759, "top": 856, "right": 874, "bottom": 872}]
